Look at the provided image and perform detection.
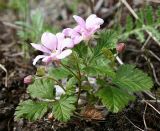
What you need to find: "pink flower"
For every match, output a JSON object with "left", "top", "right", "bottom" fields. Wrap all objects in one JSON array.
[
  {"left": 71, "top": 14, "right": 104, "bottom": 41},
  {"left": 62, "top": 28, "right": 83, "bottom": 45},
  {"left": 31, "top": 32, "right": 73, "bottom": 65}
]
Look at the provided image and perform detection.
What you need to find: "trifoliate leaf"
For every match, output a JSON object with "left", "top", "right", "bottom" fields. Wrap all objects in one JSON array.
[
  {"left": 27, "top": 78, "right": 54, "bottom": 99},
  {"left": 113, "top": 65, "right": 153, "bottom": 92},
  {"left": 52, "top": 95, "right": 76, "bottom": 122},
  {"left": 15, "top": 100, "right": 48, "bottom": 121},
  {"left": 96, "top": 86, "right": 135, "bottom": 113}
]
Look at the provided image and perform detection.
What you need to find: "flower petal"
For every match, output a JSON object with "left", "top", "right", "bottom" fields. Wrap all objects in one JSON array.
[
  {"left": 62, "top": 28, "right": 73, "bottom": 36},
  {"left": 86, "top": 14, "right": 104, "bottom": 29},
  {"left": 31, "top": 43, "right": 51, "bottom": 53},
  {"left": 42, "top": 56, "right": 52, "bottom": 63},
  {"left": 56, "top": 32, "right": 65, "bottom": 50},
  {"left": 41, "top": 32, "right": 58, "bottom": 50},
  {"left": 73, "top": 35, "right": 83, "bottom": 45},
  {"left": 33, "top": 55, "right": 46, "bottom": 65},
  {"left": 61, "top": 38, "right": 74, "bottom": 50},
  {"left": 56, "top": 49, "right": 72, "bottom": 59},
  {"left": 73, "top": 15, "right": 85, "bottom": 28}
]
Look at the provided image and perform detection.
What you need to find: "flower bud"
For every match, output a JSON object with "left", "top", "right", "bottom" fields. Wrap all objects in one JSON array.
[
  {"left": 36, "top": 66, "right": 46, "bottom": 77},
  {"left": 23, "top": 75, "right": 34, "bottom": 84},
  {"left": 116, "top": 43, "right": 126, "bottom": 53}
]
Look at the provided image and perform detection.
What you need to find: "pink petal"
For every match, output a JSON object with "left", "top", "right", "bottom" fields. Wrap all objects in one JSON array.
[
  {"left": 73, "top": 15, "right": 85, "bottom": 28},
  {"left": 73, "top": 35, "right": 83, "bottom": 45},
  {"left": 31, "top": 43, "right": 51, "bottom": 53},
  {"left": 42, "top": 56, "right": 52, "bottom": 63},
  {"left": 86, "top": 14, "right": 104, "bottom": 29},
  {"left": 56, "top": 49, "right": 72, "bottom": 59},
  {"left": 33, "top": 55, "right": 46, "bottom": 65},
  {"left": 41, "top": 32, "right": 58, "bottom": 50},
  {"left": 62, "top": 28, "right": 73, "bottom": 36},
  {"left": 61, "top": 38, "right": 74, "bottom": 50},
  {"left": 74, "top": 25, "right": 81, "bottom": 33},
  {"left": 56, "top": 32, "right": 65, "bottom": 50}
]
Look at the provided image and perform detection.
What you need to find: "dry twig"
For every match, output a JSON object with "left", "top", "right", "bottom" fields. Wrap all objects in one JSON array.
[
  {"left": 0, "top": 64, "right": 8, "bottom": 87},
  {"left": 143, "top": 104, "right": 148, "bottom": 130},
  {"left": 125, "top": 116, "right": 144, "bottom": 131},
  {"left": 121, "top": 0, "right": 160, "bottom": 46}
]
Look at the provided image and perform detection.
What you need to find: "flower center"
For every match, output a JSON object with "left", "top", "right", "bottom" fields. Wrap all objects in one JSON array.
[{"left": 52, "top": 50, "right": 56, "bottom": 53}]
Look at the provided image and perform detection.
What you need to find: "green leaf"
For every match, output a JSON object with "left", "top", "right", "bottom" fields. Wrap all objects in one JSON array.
[
  {"left": 27, "top": 78, "right": 54, "bottom": 99},
  {"left": 73, "top": 42, "right": 88, "bottom": 58},
  {"left": 52, "top": 95, "right": 76, "bottom": 122},
  {"left": 146, "top": 26, "right": 160, "bottom": 42},
  {"left": 83, "top": 65, "right": 115, "bottom": 78},
  {"left": 65, "top": 51, "right": 84, "bottom": 70},
  {"left": 145, "top": 6, "right": 154, "bottom": 25},
  {"left": 113, "top": 65, "right": 153, "bottom": 92},
  {"left": 126, "top": 15, "right": 133, "bottom": 32},
  {"left": 96, "top": 86, "right": 135, "bottom": 113},
  {"left": 49, "top": 66, "right": 71, "bottom": 80},
  {"left": 101, "top": 48, "right": 115, "bottom": 66},
  {"left": 31, "top": 9, "right": 44, "bottom": 33},
  {"left": 15, "top": 100, "right": 48, "bottom": 121},
  {"left": 134, "top": 31, "right": 145, "bottom": 43},
  {"left": 94, "top": 30, "right": 117, "bottom": 57},
  {"left": 66, "top": 77, "right": 77, "bottom": 95},
  {"left": 83, "top": 56, "right": 115, "bottom": 78}
]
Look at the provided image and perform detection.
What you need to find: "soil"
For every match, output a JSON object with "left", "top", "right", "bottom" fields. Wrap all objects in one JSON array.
[{"left": 0, "top": 1, "right": 160, "bottom": 131}]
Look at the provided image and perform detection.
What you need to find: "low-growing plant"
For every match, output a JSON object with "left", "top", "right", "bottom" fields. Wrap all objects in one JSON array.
[
  {"left": 117, "top": 6, "right": 160, "bottom": 43},
  {"left": 15, "top": 14, "right": 153, "bottom": 122}
]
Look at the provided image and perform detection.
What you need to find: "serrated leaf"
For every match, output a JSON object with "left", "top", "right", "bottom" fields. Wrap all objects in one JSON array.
[
  {"left": 49, "top": 66, "right": 71, "bottom": 79},
  {"left": 27, "top": 78, "right": 54, "bottom": 99},
  {"left": 66, "top": 51, "right": 84, "bottom": 70},
  {"left": 73, "top": 42, "right": 88, "bottom": 58},
  {"left": 113, "top": 65, "right": 153, "bottom": 92},
  {"left": 101, "top": 48, "right": 115, "bottom": 66},
  {"left": 126, "top": 15, "right": 133, "bottom": 32},
  {"left": 146, "top": 26, "right": 160, "bottom": 42},
  {"left": 135, "top": 31, "right": 145, "bottom": 43},
  {"left": 52, "top": 95, "right": 76, "bottom": 122},
  {"left": 96, "top": 86, "right": 135, "bottom": 113},
  {"left": 15, "top": 100, "right": 48, "bottom": 121},
  {"left": 66, "top": 77, "right": 77, "bottom": 95},
  {"left": 94, "top": 30, "right": 117, "bottom": 57},
  {"left": 145, "top": 6, "right": 153, "bottom": 25},
  {"left": 156, "top": 7, "right": 160, "bottom": 23},
  {"left": 83, "top": 65, "right": 115, "bottom": 78},
  {"left": 83, "top": 56, "right": 115, "bottom": 78}
]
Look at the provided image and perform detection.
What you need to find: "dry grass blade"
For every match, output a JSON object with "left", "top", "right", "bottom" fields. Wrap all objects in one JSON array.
[
  {"left": 0, "top": 64, "right": 8, "bottom": 87},
  {"left": 121, "top": 0, "right": 160, "bottom": 46}
]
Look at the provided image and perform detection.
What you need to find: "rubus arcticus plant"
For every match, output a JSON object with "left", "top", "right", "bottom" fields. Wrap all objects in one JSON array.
[{"left": 15, "top": 14, "right": 153, "bottom": 122}]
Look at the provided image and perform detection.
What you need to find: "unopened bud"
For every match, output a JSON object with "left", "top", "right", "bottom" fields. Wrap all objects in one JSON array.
[
  {"left": 24, "top": 75, "right": 34, "bottom": 84},
  {"left": 36, "top": 66, "right": 46, "bottom": 77},
  {"left": 116, "top": 43, "right": 126, "bottom": 53}
]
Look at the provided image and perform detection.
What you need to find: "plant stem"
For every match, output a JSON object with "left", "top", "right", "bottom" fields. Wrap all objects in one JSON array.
[
  {"left": 76, "top": 63, "right": 82, "bottom": 106},
  {"left": 60, "top": 62, "right": 80, "bottom": 81}
]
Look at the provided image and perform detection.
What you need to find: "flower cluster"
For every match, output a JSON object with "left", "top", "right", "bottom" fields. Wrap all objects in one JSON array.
[{"left": 31, "top": 14, "right": 104, "bottom": 65}]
